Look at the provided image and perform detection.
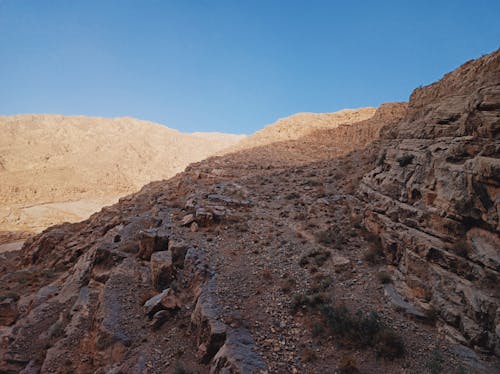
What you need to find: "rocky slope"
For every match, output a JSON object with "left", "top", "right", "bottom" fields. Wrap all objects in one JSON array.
[
  {"left": 224, "top": 107, "right": 376, "bottom": 153},
  {"left": 0, "top": 115, "right": 244, "bottom": 233},
  {"left": 0, "top": 51, "right": 499, "bottom": 374},
  {"left": 359, "top": 50, "right": 500, "bottom": 355}
]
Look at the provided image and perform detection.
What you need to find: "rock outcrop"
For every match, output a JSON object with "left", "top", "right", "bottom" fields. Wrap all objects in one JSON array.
[{"left": 359, "top": 50, "right": 500, "bottom": 354}]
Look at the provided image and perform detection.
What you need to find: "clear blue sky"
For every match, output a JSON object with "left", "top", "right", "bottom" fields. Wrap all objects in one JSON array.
[{"left": 0, "top": 1, "right": 499, "bottom": 134}]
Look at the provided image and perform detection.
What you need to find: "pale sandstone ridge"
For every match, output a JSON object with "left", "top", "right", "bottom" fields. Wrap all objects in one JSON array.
[
  {"left": 225, "top": 107, "right": 376, "bottom": 152},
  {"left": 359, "top": 50, "right": 500, "bottom": 354},
  {"left": 0, "top": 115, "right": 245, "bottom": 232}
]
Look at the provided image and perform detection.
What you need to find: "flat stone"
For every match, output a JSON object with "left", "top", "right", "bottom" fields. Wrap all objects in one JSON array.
[
  {"left": 144, "top": 288, "right": 181, "bottom": 317},
  {"left": 181, "top": 214, "right": 195, "bottom": 226},
  {"left": 210, "top": 328, "right": 268, "bottom": 374},
  {"left": 331, "top": 255, "right": 351, "bottom": 272},
  {"left": 384, "top": 284, "right": 427, "bottom": 319}
]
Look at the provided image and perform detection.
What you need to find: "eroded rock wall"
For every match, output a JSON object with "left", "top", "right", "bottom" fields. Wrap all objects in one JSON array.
[{"left": 359, "top": 50, "right": 500, "bottom": 354}]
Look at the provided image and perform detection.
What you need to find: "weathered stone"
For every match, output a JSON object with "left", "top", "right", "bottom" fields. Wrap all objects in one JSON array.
[
  {"left": 0, "top": 297, "right": 18, "bottom": 325},
  {"left": 210, "top": 328, "right": 268, "bottom": 374},
  {"left": 195, "top": 208, "right": 213, "bottom": 226},
  {"left": 331, "top": 255, "right": 351, "bottom": 272},
  {"left": 190, "top": 222, "right": 199, "bottom": 232},
  {"left": 181, "top": 214, "right": 195, "bottom": 226},
  {"left": 191, "top": 280, "right": 227, "bottom": 364},
  {"left": 168, "top": 239, "right": 188, "bottom": 267},
  {"left": 137, "top": 229, "right": 168, "bottom": 260},
  {"left": 144, "top": 288, "right": 181, "bottom": 317},
  {"left": 383, "top": 284, "right": 427, "bottom": 319},
  {"left": 150, "top": 250, "right": 174, "bottom": 290}
]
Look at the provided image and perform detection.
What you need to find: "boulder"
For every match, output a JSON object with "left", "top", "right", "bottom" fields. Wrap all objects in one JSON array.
[
  {"left": 195, "top": 208, "right": 213, "bottom": 227},
  {"left": 137, "top": 229, "right": 168, "bottom": 260},
  {"left": 150, "top": 250, "right": 174, "bottom": 290},
  {"left": 143, "top": 288, "right": 181, "bottom": 317}
]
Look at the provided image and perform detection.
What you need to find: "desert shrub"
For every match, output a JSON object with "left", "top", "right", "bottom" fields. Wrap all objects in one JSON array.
[
  {"left": 426, "top": 349, "right": 445, "bottom": 374},
  {"left": 173, "top": 365, "right": 189, "bottom": 374},
  {"left": 312, "top": 322, "right": 325, "bottom": 337},
  {"left": 376, "top": 271, "right": 392, "bottom": 284},
  {"left": 318, "top": 304, "right": 404, "bottom": 359},
  {"left": 286, "top": 192, "right": 300, "bottom": 200},
  {"left": 304, "top": 179, "right": 322, "bottom": 186},
  {"left": 302, "top": 347, "right": 317, "bottom": 362},
  {"left": 280, "top": 278, "right": 296, "bottom": 293},
  {"left": 350, "top": 214, "right": 363, "bottom": 229},
  {"left": 315, "top": 228, "right": 344, "bottom": 247},
  {"left": 451, "top": 240, "right": 471, "bottom": 258},
  {"left": 377, "top": 151, "right": 387, "bottom": 167},
  {"left": 0, "top": 291, "right": 20, "bottom": 302},
  {"left": 292, "top": 292, "right": 328, "bottom": 312},
  {"left": 425, "top": 307, "right": 439, "bottom": 324},
  {"left": 362, "top": 233, "right": 384, "bottom": 264},
  {"left": 337, "top": 356, "right": 359, "bottom": 374},
  {"left": 396, "top": 154, "right": 414, "bottom": 167},
  {"left": 300, "top": 249, "right": 331, "bottom": 267},
  {"left": 375, "top": 329, "right": 405, "bottom": 359}
]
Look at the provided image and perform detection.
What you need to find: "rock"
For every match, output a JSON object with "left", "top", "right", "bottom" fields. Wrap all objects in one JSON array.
[
  {"left": 195, "top": 208, "right": 214, "bottom": 227},
  {"left": 144, "top": 288, "right": 181, "bottom": 317},
  {"left": 383, "top": 284, "right": 427, "bottom": 319},
  {"left": 150, "top": 310, "right": 171, "bottom": 330},
  {"left": 211, "top": 328, "right": 268, "bottom": 373},
  {"left": 150, "top": 250, "right": 174, "bottom": 290},
  {"left": 190, "top": 222, "right": 199, "bottom": 232},
  {"left": 181, "top": 214, "right": 195, "bottom": 226},
  {"left": 0, "top": 297, "right": 18, "bottom": 325},
  {"left": 331, "top": 255, "right": 351, "bottom": 272},
  {"left": 137, "top": 229, "right": 168, "bottom": 260},
  {"left": 168, "top": 239, "right": 188, "bottom": 267},
  {"left": 191, "top": 280, "right": 227, "bottom": 364}
]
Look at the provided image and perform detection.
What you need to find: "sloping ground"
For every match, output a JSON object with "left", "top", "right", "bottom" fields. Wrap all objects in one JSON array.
[
  {"left": 360, "top": 49, "right": 500, "bottom": 355},
  {"left": 224, "top": 107, "right": 376, "bottom": 153},
  {"left": 1, "top": 52, "right": 499, "bottom": 374},
  {"left": 0, "top": 115, "right": 245, "bottom": 233}
]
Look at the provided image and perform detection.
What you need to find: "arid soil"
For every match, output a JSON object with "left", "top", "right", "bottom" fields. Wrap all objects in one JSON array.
[
  {"left": 0, "top": 51, "right": 498, "bottom": 373},
  {"left": 0, "top": 115, "right": 245, "bottom": 233}
]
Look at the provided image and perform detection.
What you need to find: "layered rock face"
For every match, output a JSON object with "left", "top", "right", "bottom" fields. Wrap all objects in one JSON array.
[{"left": 359, "top": 50, "right": 500, "bottom": 354}]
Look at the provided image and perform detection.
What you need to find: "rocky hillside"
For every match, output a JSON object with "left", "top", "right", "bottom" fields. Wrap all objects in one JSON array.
[
  {"left": 225, "top": 107, "right": 376, "bottom": 152},
  {"left": 0, "top": 115, "right": 244, "bottom": 232},
  {"left": 0, "top": 51, "right": 498, "bottom": 373},
  {"left": 359, "top": 50, "right": 500, "bottom": 355}
]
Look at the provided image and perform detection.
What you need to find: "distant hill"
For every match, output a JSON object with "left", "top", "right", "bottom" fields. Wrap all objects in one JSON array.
[
  {"left": 225, "top": 107, "right": 377, "bottom": 152},
  {"left": 0, "top": 114, "right": 245, "bottom": 232}
]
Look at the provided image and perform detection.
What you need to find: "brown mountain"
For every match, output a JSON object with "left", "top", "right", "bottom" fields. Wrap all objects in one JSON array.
[{"left": 0, "top": 115, "right": 245, "bottom": 233}]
